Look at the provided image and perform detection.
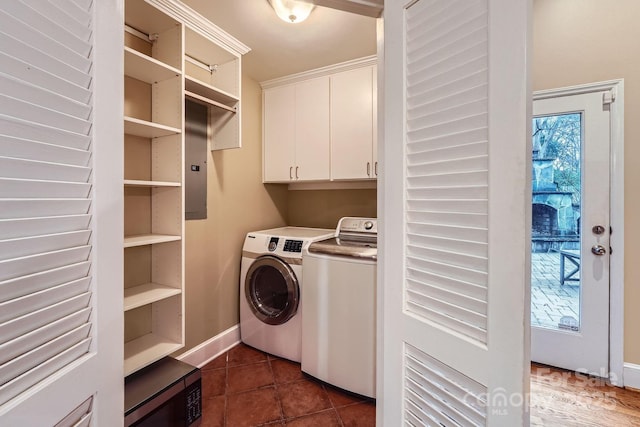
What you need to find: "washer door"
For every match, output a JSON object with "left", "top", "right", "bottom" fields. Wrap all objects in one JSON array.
[{"left": 245, "top": 255, "right": 299, "bottom": 325}]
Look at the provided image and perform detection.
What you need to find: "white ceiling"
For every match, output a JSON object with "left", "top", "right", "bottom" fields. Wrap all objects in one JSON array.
[{"left": 183, "top": 0, "right": 378, "bottom": 82}]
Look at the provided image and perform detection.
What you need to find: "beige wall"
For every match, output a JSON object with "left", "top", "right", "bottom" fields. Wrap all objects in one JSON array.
[
  {"left": 182, "top": 75, "right": 288, "bottom": 351},
  {"left": 288, "top": 189, "right": 377, "bottom": 229},
  {"left": 533, "top": 0, "right": 640, "bottom": 363}
]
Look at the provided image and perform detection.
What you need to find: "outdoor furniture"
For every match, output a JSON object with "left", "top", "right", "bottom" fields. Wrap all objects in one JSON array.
[{"left": 559, "top": 249, "right": 580, "bottom": 285}]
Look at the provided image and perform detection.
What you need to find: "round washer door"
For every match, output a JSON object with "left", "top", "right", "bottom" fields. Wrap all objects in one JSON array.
[{"left": 245, "top": 255, "right": 299, "bottom": 325}]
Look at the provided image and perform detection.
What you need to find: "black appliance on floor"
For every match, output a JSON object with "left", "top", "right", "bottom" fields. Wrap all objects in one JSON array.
[{"left": 125, "top": 357, "right": 201, "bottom": 427}]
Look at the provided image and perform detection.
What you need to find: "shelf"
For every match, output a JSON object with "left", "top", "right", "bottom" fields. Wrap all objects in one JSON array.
[
  {"left": 124, "top": 47, "right": 181, "bottom": 84},
  {"left": 124, "top": 333, "right": 183, "bottom": 376},
  {"left": 124, "top": 116, "right": 181, "bottom": 138},
  {"left": 185, "top": 90, "right": 237, "bottom": 113},
  {"left": 124, "top": 283, "right": 182, "bottom": 311},
  {"left": 185, "top": 76, "right": 238, "bottom": 105},
  {"left": 123, "top": 234, "right": 181, "bottom": 248},
  {"left": 124, "top": 180, "right": 181, "bottom": 187}
]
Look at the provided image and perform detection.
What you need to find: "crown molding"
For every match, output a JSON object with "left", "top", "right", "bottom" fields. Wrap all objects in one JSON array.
[
  {"left": 260, "top": 55, "right": 377, "bottom": 89},
  {"left": 148, "top": 0, "right": 251, "bottom": 56}
]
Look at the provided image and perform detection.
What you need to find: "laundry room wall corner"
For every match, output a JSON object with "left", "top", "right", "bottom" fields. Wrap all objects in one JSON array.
[{"left": 180, "top": 74, "right": 289, "bottom": 355}]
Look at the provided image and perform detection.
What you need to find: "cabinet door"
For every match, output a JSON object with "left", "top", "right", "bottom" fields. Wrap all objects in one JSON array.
[
  {"left": 331, "top": 66, "right": 374, "bottom": 180},
  {"left": 295, "top": 77, "right": 330, "bottom": 181},
  {"left": 263, "top": 85, "right": 296, "bottom": 182}
]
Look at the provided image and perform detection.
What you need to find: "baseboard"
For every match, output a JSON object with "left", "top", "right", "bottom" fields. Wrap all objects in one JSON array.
[
  {"left": 623, "top": 363, "right": 640, "bottom": 389},
  {"left": 175, "top": 324, "right": 240, "bottom": 368}
]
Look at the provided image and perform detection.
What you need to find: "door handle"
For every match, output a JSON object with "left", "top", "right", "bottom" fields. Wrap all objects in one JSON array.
[
  {"left": 374, "top": 161, "right": 378, "bottom": 176},
  {"left": 295, "top": 166, "right": 299, "bottom": 180},
  {"left": 367, "top": 162, "right": 371, "bottom": 177},
  {"left": 591, "top": 245, "right": 607, "bottom": 256},
  {"left": 289, "top": 166, "right": 293, "bottom": 180}
]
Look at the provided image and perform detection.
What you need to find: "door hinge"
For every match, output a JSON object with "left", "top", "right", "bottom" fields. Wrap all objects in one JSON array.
[{"left": 603, "top": 90, "right": 615, "bottom": 106}]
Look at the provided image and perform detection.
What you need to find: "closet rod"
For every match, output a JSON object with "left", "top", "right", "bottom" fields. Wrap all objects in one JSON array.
[
  {"left": 124, "top": 24, "right": 158, "bottom": 42},
  {"left": 185, "top": 54, "right": 218, "bottom": 74}
]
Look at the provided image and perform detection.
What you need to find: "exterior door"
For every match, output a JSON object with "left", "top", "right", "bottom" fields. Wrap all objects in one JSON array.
[
  {"left": 0, "top": 0, "right": 123, "bottom": 424},
  {"left": 381, "top": 0, "right": 530, "bottom": 425},
  {"left": 531, "top": 89, "right": 611, "bottom": 375}
]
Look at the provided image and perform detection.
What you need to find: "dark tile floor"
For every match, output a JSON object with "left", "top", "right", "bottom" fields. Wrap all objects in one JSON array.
[{"left": 200, "top": 343, "right": 376, "bottom": 427}]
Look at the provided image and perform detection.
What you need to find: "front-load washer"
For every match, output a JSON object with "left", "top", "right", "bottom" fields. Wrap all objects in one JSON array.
[{"left": 240, "top": 226, "right": 334, "bottom": 362}]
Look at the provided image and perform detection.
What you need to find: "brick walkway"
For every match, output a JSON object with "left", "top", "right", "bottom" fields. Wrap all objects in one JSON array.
[{"left": 531, "top": 252, "right": 580, "bottom": 330}]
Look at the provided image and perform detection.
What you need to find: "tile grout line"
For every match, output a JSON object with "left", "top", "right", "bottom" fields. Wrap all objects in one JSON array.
[
  {"left": 267, "top": 355, "right": 287, "bottom": 425},
  {"left": 224, "top": 351, "right": 229, "bottom": 427},
  {"left": 323, "top": 383, "right": 346, "bottom": 427}
]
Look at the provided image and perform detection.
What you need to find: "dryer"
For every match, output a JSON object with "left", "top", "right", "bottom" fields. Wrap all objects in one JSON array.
[{"left": 240, "top": 226, "right": 334, "bottom": 362}]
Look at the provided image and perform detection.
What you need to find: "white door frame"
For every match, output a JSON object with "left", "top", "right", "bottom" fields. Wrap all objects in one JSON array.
[{"left": 533, "top": 80, "right": 625, "bottom": 386}]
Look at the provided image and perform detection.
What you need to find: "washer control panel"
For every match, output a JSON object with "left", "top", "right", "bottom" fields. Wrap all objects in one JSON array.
[
  {"left": 337, "top": 217, "right": 377, "bottom": 235},
  {"left": 283, "top": 240, "right": 304, "bottom": 253}
]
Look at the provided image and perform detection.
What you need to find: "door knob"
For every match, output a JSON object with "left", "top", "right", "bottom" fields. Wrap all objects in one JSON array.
[{"left": 591, "top": 245, "right": 607, "bottom": 256}]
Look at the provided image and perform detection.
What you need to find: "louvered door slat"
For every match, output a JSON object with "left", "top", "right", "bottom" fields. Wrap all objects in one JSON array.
[
  {"left": 0, "top": 75, "right": 91, "bottom": 119},
  {"left": 0, "top": 231, "right": 91, "bottom": 261},
  {"left": 0, "top": 94, "right": 91, "bottom": 134},
  {"left": 54, "top": 397, "right": 93, "bottom": 427},
  {"left": 407, "top": 185, "right": 487, "bottom": 200},
  {"left": 0, "top": 262, "right": 90, "bottom": 304},
  {"left": 408, "top": 142, "right": 487, "bottom": 165},
  {"left": 0, "top": 246, "right": 91, "bottom": 283},
  {"left": 0, "top": 200, "right": 90, "bottom": 219},
  {"left": 0, "top": 116, "right": 90, "bottom": 150},
  {"left": 0, "top": 53, "right": 90, "bottom": 104},
  {"left": 407, "top": 127, "right": 487, "bottom": 153},
  {"left": 22, "top": 0, "right": 91, "bottom": 33},
  {"left": 0, "top": 215, "right": 91, "bottom": 240},
  {"left": 407, "top": 222, "right": 487, "bottom": 243},
  {"left": 0, "top": 31, "right": 90, "bottom": 87},
  {"left": 409, "top": 232, "right": 487, "bottom": 256},
  {"left": 407, "top": 257, "right": 487, "bottom": 287},
  {"left": 407, "top": 268, "right": 487, "bottom": 303},
  {"left": 407, "top": 170, "right": 488, "bottom": 189},
  {"left": 0, "top": 136, "right": 90, "bottom": 166},
  {"left": 0, "top": 157, "right": 91, "bottom": 182},
  {"left": 0, "top": 309, "right": 90, "bottom": 365},
  {"left": 0, "top": 293, "right": 91, "bottom": 343},
  {"left": 1, "top": 2, "right": 91, "bottom": 56},
  {"left": 0, "top": 179, "right": 91, "bottom": 198},
  {"left": 0, "top": 338, "right": 91, "bottom": 407},
  {"left": 0, "top": 324, "right": 90, "bottom": 385},
  {"left": 0, "top": 11, "right": 90, "bottom": 72},
  {"left": 0, "top": 277, "right": 90, "bottom": 323}
]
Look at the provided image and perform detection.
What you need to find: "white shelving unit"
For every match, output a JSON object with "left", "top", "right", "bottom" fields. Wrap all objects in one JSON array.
[
  {"left": 122, "top": 0, "right": 248, "bottom": 377},
  {"left": 123, "top": 0, "right": 184, "bottom": 376}
]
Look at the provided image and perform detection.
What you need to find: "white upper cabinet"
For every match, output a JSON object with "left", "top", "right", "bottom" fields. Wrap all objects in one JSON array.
[
  {"left": 263, "top": 84, "right": 296, "bottom": 182},
  {"left": 295, "top": 77, "right": 331, "bottom": 181},
  {"left": 262, "top": 56, "right": 376, "bottom": 184},
  {"left": 263, "top": 77, "right": 331, "bottom": 182},
  {"left": 331, "top": 65, "right": 376, "bottom": 180}
]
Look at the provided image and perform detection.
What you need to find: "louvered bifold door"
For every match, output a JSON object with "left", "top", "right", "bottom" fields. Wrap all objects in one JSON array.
[
  {"left": 382, "top": 0, "right": 530, "bottom": 425},
  {"left": 0, "top": 0, "right": 94, "bottom": 407}
]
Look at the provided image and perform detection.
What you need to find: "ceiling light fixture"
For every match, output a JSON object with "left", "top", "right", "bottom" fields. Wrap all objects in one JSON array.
[{"left": 268, "top": 0, "right": 315, "bottom": 24}]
